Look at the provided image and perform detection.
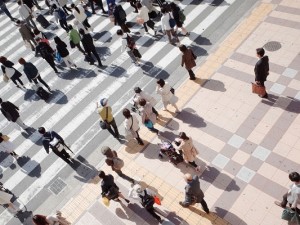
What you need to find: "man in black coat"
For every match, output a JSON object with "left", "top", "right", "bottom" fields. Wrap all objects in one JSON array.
[
  {"left": 0, "top": 98, "right": 30, "bottom": 131},
  {"left": 254, "top": 47, "right": 269, "bottom": 98},
  {"left": 79, "top": 28, "right": 103, "bottom": 67}
]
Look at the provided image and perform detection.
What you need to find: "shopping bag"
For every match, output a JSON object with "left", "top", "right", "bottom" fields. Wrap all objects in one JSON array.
[
  {"left": 55, "top": 52, "right": 63, "bottom": 64},
  {"left": 281, "top": 208, "right": 295, "bottom": 221},
  {"left": 251, "top": 82, "right": 266, "bottom": 95},
  {"left": 154, "top": 195, "right": 161, "bottom": 205},
  {"left": 102, "top": 197, "right": 110, "bottom": 207},
  {"left": 3, "top": 74, "right": 9, "bottom": 83}
]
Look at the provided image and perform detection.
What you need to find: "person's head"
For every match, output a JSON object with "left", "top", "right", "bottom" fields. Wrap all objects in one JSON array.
[
  {"left": 18, "top": 58, "right": 26, "bottom": 65},
  {"left": 38, "top": 127, "right": 46, "bottom": 134},
  {"left": 52, "top": 4, "right": 57, "bottom": 9},
  {"left": 183, "top": 173, "right": 193, "bottom": 182},
  {"left": 170, "top": 2, "right": 176, "bottom": 10},
  {"left": 98, "top": 170, "right": 106, "bottom": 179},
  {"left": 289, "top": 172, "right": 300, "bottom": 183},
  {"left": 0, "top": 56, "right": 7, "bottom": 64},
  {"left": 157, "top": 79, "right": 165, "bottom": 87},
  {"left": 117, "top": 29, "right": 123, "bottom": 36},
  {"left": 17, "top": 0, "right": 22, "bottom": 5},
  {"left": 256, "top": 48, "right": 265, "bottom": 58},
  {"left": 100, "top": 98, "right": 108, "bottom": 107},
  {"left": 70, "top": 3, "right": 75, "bottom": 8},
  {"left": 15, "top": 19, "right": 21, "bottom": 26},
  {"left": 161, "top": 8, "right": 166, "bottom": 14},
  {"left": 33, "top": 28, "right": 41, "bottom": 35},
  {"left": 122, "top": 108, "right": 131, "bottom": 119},
  {"left": 54, "top": 36, "right": 62, "bottom": 44},
  {"left": 179, "top": 132, "right": 189, "bottom": 140},
  {"left": 0, "top": 98, "right": 2, "bottom": 104},
  {"left": 35, "top": 37, "right": 41, "bottom": 42},
  {"left": 179, "top": 44, "right": 187, "bottom": 53},
  {"left": 105, "top": 158, "right": 113, "bottom": 166},
  {"left": 68, "top": 25, "right": 73, "bottom": 31},
  {"left": 32, "top": 214, "right": 47, "bottom": 225},
  {"left": 136, "top": 2, "right": 142, "bottom": 9},
  {"left": 79, "top": 28, "right": 85, "bottom": 35},
  {"left": 134, "top": 87, "right": 141, "bottom": 94},
  {"left": 101, "top": 146, "right": 112, "bottom": 156},
  {"left": 139, "top": 98, "right": 146, "bottom": 107}
]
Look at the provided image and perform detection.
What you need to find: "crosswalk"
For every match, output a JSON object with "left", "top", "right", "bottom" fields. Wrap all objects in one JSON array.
[{"left": 0, "top": 0, "right": 245, "bottom": 223}]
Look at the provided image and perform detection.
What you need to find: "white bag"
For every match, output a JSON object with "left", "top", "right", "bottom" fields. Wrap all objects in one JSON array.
[
  {"left": 5, "top": 67, "right": 15, "bottom": 78},
  {"left": 49, "top": 137, "right": 64, "bottom": 152}
]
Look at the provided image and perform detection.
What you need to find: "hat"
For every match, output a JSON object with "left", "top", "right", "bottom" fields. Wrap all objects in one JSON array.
[
  {"left": 101, "top": 146, "right": 111, "bottom": 155},
  {"left": 100, "top": 98, "right": 108, "bottom": 106}
]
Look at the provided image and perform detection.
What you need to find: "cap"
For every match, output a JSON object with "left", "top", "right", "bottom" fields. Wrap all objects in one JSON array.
[
  {"left": 100, "top": 98, "right": 108, "bottom": 107},
  {"left": 101, "top": 146, "right": 111, "bottom": 155}
]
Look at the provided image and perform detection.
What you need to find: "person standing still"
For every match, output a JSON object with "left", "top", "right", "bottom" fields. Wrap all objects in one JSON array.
[
  {"left": 179, "top": 44, "right": 197, "bottom": 80},
  {"left": 179, "top": 173, "right": 210, "bottom": 214},
  {"left": 97, "top": 98, "right": 120, "bottom": 138},
  {"left": 254, "top": 47, "right": 269, "bottom": 99},
  {"left": 0, "top": 0, "right": 16, "bottom": 21}
]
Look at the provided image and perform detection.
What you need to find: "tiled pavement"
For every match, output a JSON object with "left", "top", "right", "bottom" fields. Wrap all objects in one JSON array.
[{"left": 57, "top": 1, "right": 300, "bottom": 225}]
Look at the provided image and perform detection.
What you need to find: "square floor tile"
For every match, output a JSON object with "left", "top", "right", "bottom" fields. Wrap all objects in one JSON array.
[
  {"left": 211, "top": 154, "right": 230, "bottom": 169},
  {"left": 236, "top": 166, "right": 256, "bottom": 183},
  {"left": 252, "top": 146, "right": 271, "bottom": 161},
  {"left": 282, "top": 68, "right": 297, "bottom": 78},
  {"left": 295, "top": 91, "right": 300, "bottom": 101},
  {"left": 270, "top": 83, "right": 286, "bottom": 95},
  {"left": 228, "top": 134, "right": 245, "bottom": 148}
]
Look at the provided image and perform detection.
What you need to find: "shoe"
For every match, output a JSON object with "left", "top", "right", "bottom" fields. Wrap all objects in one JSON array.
[
  {"left": 274, "top": 201, "right": 284, "bottom": 208},
  {"left": 98, "top": 63, "right": 104, "bottom": 67},
  {"left": 74, "top": 64, "right": 77, "bottom": 68},
  {"left": 190, "top": 77, "right": 196, "bottom": 80},
  {"left": 262, "top": 93, "right": 268, "bottom": 99},
  {"left": 138, "top": 140, "right": 144, "bottom": 145},
  {"left": 47, "top": 87, "right": 51, "bottom": 92},
  {"left": 195, "top": 166, "right": 201, "bottom": 172},
  {"left": 158, "top": 153, "right": 163, "bottom": 159},
  {"left": 125, "top": 199, "right": 130, "bottom": 203},
  {"left": 131, "top": 180, "right": 136, "bottom": 184},
  {"left": 16, "top": 85, "right": 20, "bottom": 88},
  {"left": 154, "top": 30, "right": 157, "bottom": 36},
  {"left": 204, "top": 208, "right": 210, "bottom": 214},
  {"left": 179, "top": 201, "right": 188, "bottom": 208},
  {"left": 102, "top": 10, "right": 107, "bottom": 14}
]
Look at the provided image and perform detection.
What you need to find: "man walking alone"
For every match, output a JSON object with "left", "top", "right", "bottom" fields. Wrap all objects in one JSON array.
[{"left": 254, "top": 47, "right": 269, "bottom": 99}]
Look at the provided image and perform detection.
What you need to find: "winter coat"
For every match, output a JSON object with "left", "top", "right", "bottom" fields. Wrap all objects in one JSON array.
[
  {"left": 138, "top": 6, "right": 149, "bottom": 22},
  {"left": 140, "top": 102, "right": 156, "bottom": 124},
  {"left": 23, "top": 62, "right": 39, "bottom": 82},
  {"left": 113, "top": 5, "right": 126, "bottom": 25},
  {"left": 72, "top": 5, "right": 87, "bottom": 23},
  {"left": 81, "top": 33, "right": 95, "bottom": 52},
  {"left": 18, "top": 23, "right": 34, "bottom": 41},
  {"left": 1, "top": 61, "right": 22, "bottom": 80},
  {"left": 254, "top": 56, "right": 269, "bottom": 82},
  {"left": 184, "top": 175, "right": 204, "bottom": 205},
  {"left": 19, "top": 4, "right": 31, "bottom": 20},
  {"left": 156, "top": 82, "right": 173, "bottom": 104},
  {"left": 69, "top": 28, "right": 81, "bottom": 45},
  {"left": 182, "top": 48, "right": 196, "bottom": 70},
  {"left": 172, "top": 5, "right": 182, "bottom": 27},
  {"left": 101, "top": 174, "right": 119, "bottom": 198},
  {"left": 56, "top": 41, "right": 69, "bottom": 57},
  {"left": 124, "top": 114, "right": 140, "bottom": 138},
  {"left": 177, "top": 137, "right": 198, "bottom": 162},
  {"left": 0, "top": 101, "right": 20, "bottom": 122}
]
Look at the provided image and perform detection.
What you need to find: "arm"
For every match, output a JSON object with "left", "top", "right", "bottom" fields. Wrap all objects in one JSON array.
[
  {"left": 42, "top": 139, "right": 50, "bottom": 154},
  {"left": 7, "top": 102, "right": 19, "bottom": 111},
  {"left": 181, "top": 55, "right": 184, "bottom": 67},
  {"left": 52, "top": 131, "right": 64, "bottom": 142}
]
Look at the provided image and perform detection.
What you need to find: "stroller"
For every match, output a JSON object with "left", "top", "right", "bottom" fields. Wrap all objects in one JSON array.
[{"left": 158, "top": 140, "right": 183, "bottom": 165}]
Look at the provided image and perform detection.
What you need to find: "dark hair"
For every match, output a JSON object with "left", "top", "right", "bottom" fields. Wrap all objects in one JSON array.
[
  {"left": 52, "top": 4, "right": 57, "bottom": 9},
  {"left": 38, "top": 127, "right": 46, "bottom": 134},
  {"left": 122, "top": 108, "right": 131, "bottom": 118},
  {"left": 15, "top": 19, "right": 21, "bottom": 24},
  {"left": 33, "top": 28, "right": 41, "bottom": 35},
  {"left": 179, "top": 44, "right": 187, "bottom": 53},
  {"left": 134, "top": 87, "right": 141, "bottom": 93},
  {"left": 157, "top": 79, "right": 165, "bottom": 87},
  {"left": 17, "top": 0, "right": 21, "bottom": 5},
  {"left": 98, "top": 170, "right": 105, "bottom": 178},
  {"left": 289, "top": 172, "right": 300, "bottom": 182},
  {"left": 105, "top": 158, "right": 113, "bottom": 166},
  {"left": 161, "top": 8, "right": 166, "bottom": 14},
  {"left": 139, "top": 98, "right": 146, "bottom": 106},
  {"left": 136, "top": 2, "right": 142, "bottom": 9},
  {"left": 116, "top": 29, "right": 123, "bottom": 36},
  {"left": 54, "top": 36, "right": 63, "bottom": 44},
  {"left": 18, "top": 58, "right": 26, "bottom": 65},
  {"left": 179, "top": 132, "right": 189, "bottom": 140},
  {"left": 71, "top": 4, "right": 80, "bottom": 14},
  {"left": 32, "top": 214, "right": 48, "bottom": 225},
  {"left": 0, "top": 56, "right": 7, "bottom": 64},
  {"left": 256, "top": 48, "right": 265, "bottom": 57},
  {"left": 68, "top": 25, "right": 73, "bottom": 30},
  {"left": 170, "top": 2, "right": 177, "bottom": 10},
  {"left": 79, "top": 28, "right": 85, "bottom": 35}
]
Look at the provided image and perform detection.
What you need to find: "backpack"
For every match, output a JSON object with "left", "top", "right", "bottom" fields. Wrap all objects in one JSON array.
[
  {"left": 57, "top": 8, "right": 66, "bottom": 20},
  {"left": 126, "top": 34, "right": 135, "bottom": 49},
  {"left": 112, "top": 157, "right": 124, "bottom": 170},
  {"left": 140, "top": 190, "right": 155, "bottom": 210},
  {"left": 117, "top": 5, "right": 126, "bottom": 20},
  {"left": 179, "top": 10, "right": 186, "bottom": 22},
  {"left": 39, "top": 43, "right": 51, "bottom": 58}
]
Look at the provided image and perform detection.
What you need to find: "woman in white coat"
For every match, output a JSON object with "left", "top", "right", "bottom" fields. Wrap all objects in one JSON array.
[
  {"left": 133, "top": 87, "right": 158, "bottom": 116},
  {"left": 71, "top": 3, "right": 91, "bottom": 31},
  {"left": 0, "top": 183, "right": 21, "bottom": 213},
  {"left": 136, "top": 2, "right": 156, "bottom": 35},
  {"left": 0, "top": 133, "right": 19, "bottom": 159},
  {"left": 156, "top": 79, "right": 180, "bottom": 112},
  {"left": 139, "top": 98, "right": 159, "bottom": 134},
  {"left": 123, "top": 108, "right": 144, "bottom": 145}
]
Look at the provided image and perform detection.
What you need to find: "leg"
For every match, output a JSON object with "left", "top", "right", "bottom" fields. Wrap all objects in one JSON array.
[
  {"left": 152, "top": 107, "right": 158, "bottom": 116},
  {"left": 29, "top": 17, "right": 37, "bottom": 29},
  {"left": 200, "top": 198, "right": 209, "bottom": 214},
  {"left": 65, "top": 55, "right": 76, "bottom": 67},
  {"left": 146, "top": 207, "right": 161, "bottom": 221},
  {"left": 15, "top": 117, "right": 29, "bottom": 130},
  {"left": 166, "top": 30, "right": 172, "bottom": 43},
  {"left": 279, "top": 193, "right": 288, "bottom": 208},
  {"left": 91, "top": 48, "right": 102, "bottom": 66},
  {"left": 62, "top": 56, "right": 71, "bottom": 68},
  {"left": 109, "top": 119, "right": 119, "bottom": 137},
  {"left": 60, "top": 149, "right": 71, "bottom": 160},
  {"left": 149, "top": 126, "right": 159, "bottom": 134},
  {"left": 130, "top": 1, "right": 138, "bottom": 12},
  {"left": 171, "top": 28, "right": 179, "bottom": 43},
  {"left": 1, "top": 5, "right": 14, "bottom": 20},
  {"left": 89, "top": 0, "right": 96, "bottom": 14},
  {"left": 15, "top": 77, "right": 24, "bottom": 86},
  {"left": 135, "top": 131, "right": 144, "bottom": 145},
  {"left": 86, "top": 51, "right": 95, "bottom": 64},
  {"left": 188, "top": 69, "right": 195, "bottom": 80},
  {"left": 45, "top": 57, "right": 58, "bottom": 73},
  {"left": 106, "top": 123, "right": 116, "bottom": 137},
  {"left": 75, "top": 43, "right": 85, "bottom": 54},
  {"left": 171, "top": 102, "right": 180, "bottom": 112},
  {"left": 260, "top": 81, "right": 268, "bottom": 98},
  {"left": 118, "top": 192, "right": 130, "bottom": 203},
  {"left": 115, "top": 169, "right": 135, "bottom": 184},
  {"left": 188, "top": 161, "right": 197, "bottom": 168},
  {"left": 59, "top": 19, "right": 69, "bottom": 32},
  {"left": 143, "top": 22, "right": 148, "bottom": 32},
  {"left": 96, "top": 0, "right": 105, "bottom": 12},
  {"left": 82, "top": 18, "right": 91, "bottom": 29},
  {"left": 36, "top": 75, "right": 51, "bottom": 90}
]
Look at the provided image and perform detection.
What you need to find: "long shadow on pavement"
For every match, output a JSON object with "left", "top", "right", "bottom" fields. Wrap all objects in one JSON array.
[
  {"left": 215, "top": 207, "right": 247, "bottom": 225},
  {"left": 70, "top": 155, "right": 99, "bottom": 183}
]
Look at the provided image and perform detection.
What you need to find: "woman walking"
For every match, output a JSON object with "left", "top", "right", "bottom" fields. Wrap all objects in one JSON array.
[
  {"left": 170, "top": 3, "right": 189, "bottom": 36},
  {"left": 54, "top": 36, "right": 77, "bottom": 69},
  {"left": 0, "top": 183, "right": 21, "bottom": 213},
  {"left": 0, "top": 56, "right": 25, "bottom": 89},
  {"left": 71, "top": 3, "right": 92, "bottom": 31},
  {"left": 156, "top": 79, "right": 180, "bottom": 112},
  {"left": 139, "top": 98, "right": 159, "bottom": 135},
  {"left": 160, "top": 8, "right": 179, "bottom": 45},
  {"left": 136, "top": 2, "right": 156, "bottom": 35},
  {"left": 179, "top": 44, "right": 197, "bottom": 80},
  {"left": 68, "top": 25, "right": 85, "bottom": 54},
  {"left": 0, "top": 133, "right": 19, "bottom": 159},
  {"left": 122, "top": 108, "right": 144, "bottom": 145}
]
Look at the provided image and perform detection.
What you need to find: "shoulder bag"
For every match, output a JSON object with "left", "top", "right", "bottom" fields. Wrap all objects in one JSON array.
[
  {"left": 100, "top": 107, "right": 108, "bottom": 129},
  {"left": 169, "top": 13, "right": 176, "bottom": 28}
]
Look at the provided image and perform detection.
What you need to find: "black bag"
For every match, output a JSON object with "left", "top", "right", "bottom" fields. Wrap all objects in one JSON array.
[
  {"left": 146, "top": 20, "right": 155, "bottom": 29},
  {"left": 36, "top": 14, "right": 51, "bottom": 29},
  {"left": 36, "top": 87, "right": 50, "bottom": 100},
  {"left": 132, "top": 48, "right": 141, "bottom": 59},
  {"left": 70, "top": 40, "right": 75, "bottom": 49},
  {"left": 140, "top": 190, "right": 155, "bottom": 210},
  {"left": 170, "top": 87, "right": 175, "bottom": 94},
  {"left": 148, "top": 11, "right": 157, "bottom": 19}
]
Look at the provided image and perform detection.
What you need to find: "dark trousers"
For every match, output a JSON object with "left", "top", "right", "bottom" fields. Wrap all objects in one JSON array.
[
  {"left": 53, "top": 149, "right": 71, "bottom": 163},
  {"left": 188, "top": 69, "right": 195, "bottom": 79},
  {"left": 115, "top": 169, "right": 134, "bottom": 183},
  {"left": 143, "top": 21, "right": 155, "bottom": 32},
  {"left": 257, "top": 80, "right": 268, "bottom": 97},
  {"left": 82, "top": 18, "right": 91, "bottom": 29},
  {"left": 59, "top": 19, "right": 69, "bottom": 32},
  {"left": 11, "top": 77, "right": 24, "bottom": 86},
  {"left": 200, "top": 199, "right": 209, "bottom": 212},
  {"left": 135, "top": 130, "right": 143, "bottom": 144},
  {"left": 32, "top": 74, "right": 50, "bottom": 90},
  {"left": 87, "top": 48, "right": 102, "bottom": 65},
  {"left": 75, "top": 43, "right": 85, "bottom": 54},
  {"left": 120, "top": 23, "right": 130, "bottom": 33},
  {"left": 146, "top": 207, "right": 161, "bottom": 221},
  {"left": 188, "top": 161, "right": 198, "bottom": 168},
  {"left": 1, "top": 4, "right": 14, "bottom": 20},
  {"left": 107, "top": 118, "right": 119, "bottom": 137},
  {"left": 45, "top": 57, "right": 58, "bottom": 72},
  {"left": 90, "top": 0, "right": 105, "bottom": 13}
]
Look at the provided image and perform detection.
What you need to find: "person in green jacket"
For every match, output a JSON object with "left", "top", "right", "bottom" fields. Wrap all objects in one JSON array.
[{"left": 68, "top": 25, "right": 85, "bottom": 54}]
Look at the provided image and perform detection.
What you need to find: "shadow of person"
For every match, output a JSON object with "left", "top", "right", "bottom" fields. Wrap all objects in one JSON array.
[
  {"left": 93, "top": 30, "right": 111, "bottom": 41},
  {"left": 14, "top": 210, "right": 33, "bottom": 225},
  {"left": 192, "top": 36, "right": 212, "bottom": 46},
  {"left": 95, "top": 46, "right": 110, "bottom": 59},
  {"left": 50, "top": 89, "right": 68, "bottom": 104},
  {"left": 262, "top": 95, "right": 300, "bottom": 114},
  {"left": 70, "top": 155, "right": 99, "bottom": 183},
  {"left": 101, "top": 64, "right": 126, "bottom": 78},
  {"left": 176, "top": 108, "right": 207, "bottom": 128},
  {"left": 142, "top": 63, "right": 170, "bottom": 80},
  {"left": 16, "top": 156, "right": 42, "bottom": 178},
  {"left": 210, "top": 0, "right": 229, "bottom": 6},
  {"left": 124, "top": 202, "right": 160, "bottom": 225},
  {"left": 188, "top": 44, "right": 208, "bottom": 57},
  {"left": 23, "top": 89, "right": 39, "bottom": 102},
  {"left": 20, "top": 130, "right": 43, "bottom": 146},
  {"left": 0, "top": 152, "right": 14, "bottom": 168},
  {"left": 215, "top": 207, "right": 247, "bottom": 225},
  {"left": 201, "top": 79, "right": 226, "bottom": 92}
]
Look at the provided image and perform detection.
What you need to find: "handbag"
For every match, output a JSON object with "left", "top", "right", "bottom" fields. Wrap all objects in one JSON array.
[
  {"left": 281, "top": 208, "right": 295, "bottom": 221},
  {"left": 251, "top": 82, "right": 266, "bottom": 96},
  {"left": 144, "top": 119, "right": 153, "bottom": 129},
  {"left": 100, "top": 107, "right": 109, "bottom": 129},
  {"left": 132, "top": 48, "right": 142, "bottom": 59},
  {"left": 102, "top": 196, "right": 110, "bottom": 207},
  {"left": 168, "top": 13, "right": 176, "bottom": 28},
  {"left": 148, "top": 11, "right": 157, "bottom": 19},
  {"left": 3, "top": 73, "right": 9, "bottom": 83},
  {"left": 153, "top": 195, "right": 161, "bottom": 205}
]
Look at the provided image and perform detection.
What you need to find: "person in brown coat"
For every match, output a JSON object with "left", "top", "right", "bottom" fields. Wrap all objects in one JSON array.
[
  {"left": 16, "top": 20, "right": 37, "bottom": 51},
  {"left": 179, "top": 44, "right": 197, "bottom": 80}
]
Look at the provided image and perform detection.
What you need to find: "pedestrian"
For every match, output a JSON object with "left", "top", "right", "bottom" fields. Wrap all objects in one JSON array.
[
  {"left": 71, "top": 3, "right": 92, "bottom": 31},
  {"left": 98, "top": 170, "right": 130, "bottom": 204},
  {"left": 32, "top": 211, "right": 71, "bottom": 225},
  {"left": 139, "top": 98, "right": 159, "bottom": 135},
  {"left": 18, "top": 0, "right": 37, "bottom": 29},
  {"left": 101, "top": 146, "right": 135, "bottom": 184},
  {"left": 136, "top": 2, "right": 156, "bottom": 35},
  {"left": 15, "top": 20, "right": 37, "bottom": 51},
  {"left": 33, "top": 28, "right": 49, "bottom": 43},
  {"left": 179, "top": 44, "right": 197, "bottom": 80},
  {"left": 54, "top": 36, "right": 77, "bottom": 69},
  {"left": 0, "top": 0, "right": 16, "bottom": 21},
  {"left": 79, "top": 28, "right": 103, "bottom": 67},
  {"left": 0, "top": 183, "right": 21, "bottom": 213},
  {"left": 18, "top": 58, "right": 51, "bottom": 92},
  {"left": 160, "top": 8, "right": 179, "bottom": 45},
  {"left": 68, "top": 25, "right": 86, "bottom": 54},
  {"left": 129, "top": 0, "right": 138, "bottom": 13},
  {"left": 0, "top": 98, "right": 30, "bottom": 131},
  {"left": 0, "top": 56, "right": 26, "bottom": 89},
  {"left": 52, "top": 4, "right": 69, "bottom": 32},
  {"left": 0, "top": 133, "right": 19, "bottom": 159},
  {"left": 132, "top": 87, "right": 158, "bottom": 116},
  {"left": 38, "top": 127, "right": 73, "bottom": 164},
  {"left": 122, "top": 108, "right": 144, "bottom": 145},
  {"left": 274, "top": 171, "right": 300, "bottom": 213},
  {"left": 113, "top": 4, "right": 130, "bottom": 33},
  {"left": 156, "top": 79, "right": 180, "bottom": 112},
  {"left": 89, "top": 0, "right": 106, "bottom": 14},
  {"left": 97, "top": 98, "right": 119, "bottom": 138},
  {"left": 170, "top": 3, "right": 189, "bottom": 36},
  {"left": 174, "top": 132, "right": 200, "bottom": 171},
  {"left": 35, "top": 37, "right": 59, "bottom": 74},
  {"left": 254, "top": 47, "right": 269, "bottom": 99},
  {"left": 179, "top": 173, "right": 209, "bottom": 214}
]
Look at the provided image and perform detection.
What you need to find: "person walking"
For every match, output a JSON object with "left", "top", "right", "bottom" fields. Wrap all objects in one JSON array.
[
  {"left": 0, "top": 133, "right": 19, "bottom": 159},
  {"left": 254, "top": 47, "right": 269, "bottom": 99},
  {"left": 15, "top": 20, "right": 37, "bottom": 51},
  {"left": 0, "top": 98, "right": 30, "bottom": 131},
  {"left": 179, "top": 44, "right": 197, "bottom": 80},
  {"left": 35, "top": 37, "right": 59, "bottom": 74},
  {"left": 54, "top": 36, "right": 77, "bottom": 69},
  {"left": 89, "top": 0, "right": 106, "bottom": 14},
  {"left": 0, "top": 56, "right": 26, "bottom": 89},
  {"left": 156, "top": 79, "right": 180, "bottom": 112},
  {"left": 38, "top": 127, "right": 73, "bottom": 164},
  {"left": 136, "top": 2, "right": 156, "bottom": 35},
  {"left": 79, "top": 28, "right": 103, "bottom": 67},
  {"left": 128, "top": 0, "right": 138, "bottom": 13},
  {"left": 68, "top": 25, "right": 86, "bottom": 54},
  {"left": 179, "top": 173, "right": 209, "bottom": 213},
  {"left": 113, "top": 4, "right": 130, "bottom": 33},
  {"left": 101, "top": 146, "right": 135, "bottom": 184},
  {"left": 122, "top": 108, "right": 144, "bottom": 145},
  {"left": 97, "top": 98, "right": 119, "bottom": 138},
  {"left": 132, "top": 87, "right": 158, "bottom": 116},
  {"left": 0, "top": 0, "right": 16, "bottom": 21},
  {"left": 0, "top": 183, "right": 22, "bottom": 213},
  {"left": 98, "top": 170, "right": 130, "bottom": 204},
  {"left": 18, "top": 58, "right": 51, "bottom": 92},
  {"left": 274, "top": 171, "right": 300, "bottom": 213},
  {"left": 170, "top": 3, "right": 189, "bottom": 36},
  {"left": 18, "top": 1, "right": 37, "bottom": 29},
  {"left": 71, "top": 3, "right": 92, "bottom": 31},
  {"left": 32, "top": 212, "right": 71, "bottom": 225},
  {"left": 52, "top": 4, "right": 69, "bottom": 32},
  {"left": 174, "top": 132, "right": 200, "bottom": 171},
  {"left": 160, "top": 8, "right": 179, "bottom": 45},
  {"left": 139, "top": 98, "right": 159, "bottom": 135}
]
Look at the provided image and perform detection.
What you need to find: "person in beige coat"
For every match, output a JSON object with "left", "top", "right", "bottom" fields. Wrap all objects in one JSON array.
[
  {"left": 132, "top": 87, "right": 158, "bottom": 116},
  {"left": 175, "top": 132, "right": 200, "bottom": 171},
  {"left": 156, "top": 79, "right": 180, "bottom": 113},
  {"left": 139, "top": 98, "right": 159, "bottom": 135}
]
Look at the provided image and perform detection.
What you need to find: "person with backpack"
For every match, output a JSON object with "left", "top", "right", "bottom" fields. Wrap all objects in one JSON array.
[
  {"left": 15, "top": 19, "right": 37, "bottom": 51},
  {"left": 68, "top": 25, "right": 86, "bottom": 54},
  {"left": 170, "top": 3, "right": 189, "bottom": 36},
  {"left": 160, "top": 8, "right": 179, "bottom": 45},
  {"left": 101, "top": 146, "right": 136, "bottom": 184},
  {"left": 54, "top": 36, "right": 77, "bottom": 69},
  {"left": 71, "top": 3, "right": 92, "bottom": 31},
  {"left": 18, "top": 58, "right": 51, "bottom": 92},
  {"left": 113, "top": 4, "right": 130, "bottom": 33},
  {"left": 136, "top": 2, "right": 156, "bottom": 35},
  {"left": 179, "top": 44, "right": 197, "bottom": 80},
  {"left": 52, "top": 4, "right": 69, "bottom": 32},
  {"left": 122, "top": 108, "right": 144, "bottom": 145}
]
